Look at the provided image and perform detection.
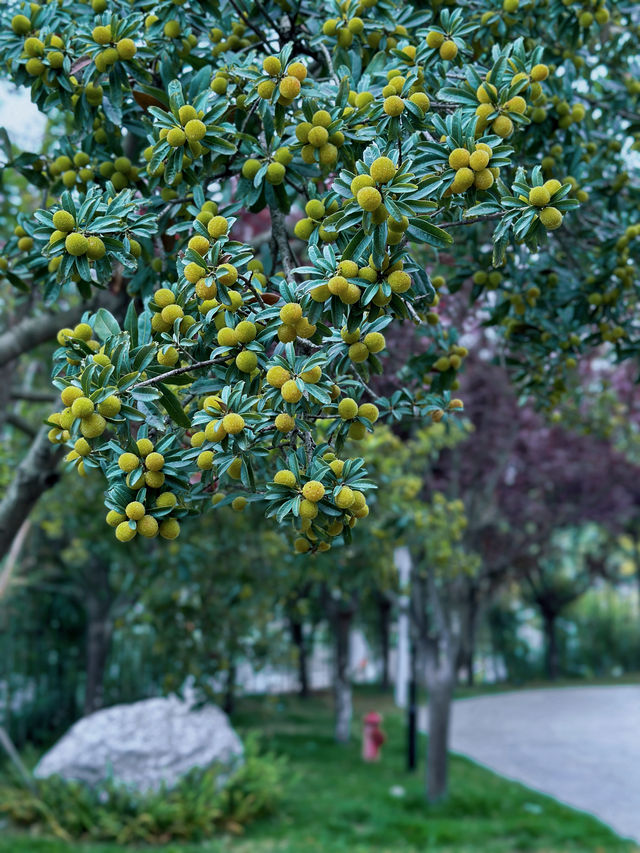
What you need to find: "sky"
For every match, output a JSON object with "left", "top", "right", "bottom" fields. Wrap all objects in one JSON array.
[{"left": 0, "top": 81, "right": 47, "bottom": 152}]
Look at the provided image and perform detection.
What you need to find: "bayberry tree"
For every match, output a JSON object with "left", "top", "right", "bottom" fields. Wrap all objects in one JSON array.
[{"left": 0, "top": 0, "right": 638, "bottom": 554}]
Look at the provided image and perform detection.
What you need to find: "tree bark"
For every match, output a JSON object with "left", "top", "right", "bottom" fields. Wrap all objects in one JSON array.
[
  {"left": 290, "top": 618, "right": 309, "bottom": 698},
  {"left": 377, "top": 594, "right": 392, "bottom": 691},
  {"left": 456, "top": 584, "right": 478, "bottom": 687},
  {"left": 83, "top": 567, "right": 113, "bottom": 715},
  {"left": 223, "top": 661, "right": 236, "bottom": 715},
  {"left": 333, "top": 608, "right": 353, "bottom": 744},
  {"left": 542, "top": 608, "right": 559, "bottom": 680},
  {"left": 426, "top": 676, "right": 454, "bottom": 803},
  {"left": 0, "top": 427, "right": 64, "bottom": 561}
]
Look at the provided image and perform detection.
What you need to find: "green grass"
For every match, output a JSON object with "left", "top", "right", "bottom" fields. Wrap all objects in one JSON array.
[{"left": 0, "top": 689, "right": 635, "bottom": 853}]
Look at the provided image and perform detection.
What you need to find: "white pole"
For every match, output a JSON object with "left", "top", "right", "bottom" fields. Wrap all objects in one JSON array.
[{"left": 394, "top": 545, "right": 411, "bottom": 708}]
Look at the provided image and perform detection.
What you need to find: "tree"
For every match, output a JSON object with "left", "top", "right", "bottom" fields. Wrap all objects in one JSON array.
[{"left": 1, "top": 0, "right": 638, "bottom": 560}]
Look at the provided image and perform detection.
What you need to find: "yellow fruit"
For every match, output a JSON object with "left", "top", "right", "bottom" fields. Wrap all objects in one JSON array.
[
  {"left": 137, "top": 515, "right": 159, "bottom": 537},
  {"left": 262, "top": 55, "right": 282, "bottom": 76},
  {"left": 302, "top": 480, "right": 326, "bottom": 502},
  {"left": 439, "top": 40, "right": 458, "bottom": 60},
  {"left": 300, "top": 365, "right": 322, "bottom": 383},
  {"left": 115, "top": 521, "right": 136, "bottom": 542},
  {"left": 167, "top": 127, "right": 186, "bottom": 147},
  {"left": 529, "top": 186, "right": 551, "bottom": 207},
  {"left": 266, "top": 162, "right": 286, "bottom": 184},
  {"left": 338, "top": 397, "right": 358, "bottom": 419},
  {"left": 426, "top": 30, "right": 445, "bottom": 48},
  {"left": 275, "top": 413, "right": 296, "bottom": 432},
  {"left": 242, "top": 158, "right": 261, "bottom": 180},
  {"left": 126, "top": 500, "right": 145, "bottom": 521},
  {"left": 388, "top": 270, "right": 411, "bottom": 292},
  {"left": 288, "top": 62, "right": 307, "bottom": 81},
  {"left": 281, "top": 380, "right": 303, "bottom": 403},
  {"left": 335, "top": 486, "right": 355, "bottom": 508},
  {"left": 159, "top": 518, "right": 180, "bottom": 539},
  {"left": 145, "top": 452, "right": 164, "bottom": 471},
  {"left": 383, "top": 96, "right": 404, "bottom": 116},
  {"left": 274, "top": 469, "right": 297, "bottom": 487},
  {"left": 92, "top": 25, "right": 112, "bottom": 44},
  {"left": 280, "top": 302, "right": 303, "bottom": 324},
  {"left": 279, "top": 75, "right": 301, "bottom": 99},
  {"left": 222, "top": 413, "right": 245, "bottom": 434},
  {"left": 364, "top": 331, "right": 385, "bottom": 353},
  {"left": 539, "top": 207, "right": 563, "bottom": 230},
  {"left": 543, "top": 179, "right": 562, "bottom": 196},
  {"left": 357, "top": 187, "right": 382, "bottom": 211},
  {"left": 197, "top": 450, "right": 215, "bottom": 469},
  {"left": 65, "top": 232, "right": 88, "bottom": 255},
  {"left": 469, "top": 149, "right": 489, "bottom": 171},
  {"left": 492, "top": 115, "right": 514, "bottom": 137},
  {"left": 98, "top": 395, "right": 121, "bottom": 417},
  {"left": 71, "top": 396, "right": 94, "bottom": 418},
  {"left": 155, "top": 288, "right": 175, "bottom": 307},
  {"left": 266, "top": 365, "right": 291, "bottom": 387},
  {"left": 349, "top": 342, "right": 369, "bottom": 362},
  {"left": 370, "top": 156, "right": 396, "bottom": 184},
  {"left": 157, "top": 346, "right": 179, "bottom": 366},
  {"left": 234, "top": 320, "right": 257, "bottom": 343},
  {"left": 451, "top": 167, "right": 475, "bottom": 193},
  {"left": 448, "top": 148, "right": 470, "bottom": 170},
  {"left": 474, "top": 169, "right": 494, "bottom": 190},
  {"left": 106, "top": 510, "right": 126, "bottom": 527},
  {"left": 530, "top": 63, "right": 549, "bottom": 82},
  {"left": 116, "top": 38, "right": 136, "bottom": 60},
  {"left": 207, "top": 216, "right": 229, "bottom": 238},
  {"left": 358, "top": 403, "right": 379, "bottom": 422},
  {"left": 52, "top": 210, "right": 75, "bottom": 232},
  {"left": 236, "top": 350, "right": 258, "bottom": 373},
  {"left": 60, "top": 385, "right": 83, "bottom": 407}
]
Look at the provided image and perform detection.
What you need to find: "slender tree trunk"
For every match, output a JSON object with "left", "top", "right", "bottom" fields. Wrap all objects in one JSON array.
[
  {"left": 290, "top": 618, "right": 309, "bottom": 698},
  {"left": 84, "top": 605, "right": 111, "bottom": 715},
  {"left": 426, "top": 675, "right": 454, "bottom": 803},
  {"left": 542, "top": 609, "right": 559, "bottom": 680},
  {"left": 457, "top": 585, "right": 478, "bottom": 687},
  {"left": 378, "top": 594, "right": 392, "bottom": 690},
  {"left": 333, "top": 609, "right": 353, "bottom": 744},
  {"left": 223, "top": 660, "right": 236, "bottom": 715}
]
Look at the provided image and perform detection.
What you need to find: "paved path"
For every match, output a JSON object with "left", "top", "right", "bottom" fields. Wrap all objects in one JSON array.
[{"left": 422, "top": 686, "right": 640, "bottom": 843}]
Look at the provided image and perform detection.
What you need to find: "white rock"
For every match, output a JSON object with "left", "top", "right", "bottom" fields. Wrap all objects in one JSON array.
[{"left": 34, "top": 695, "right": 243, "bottom": 792}]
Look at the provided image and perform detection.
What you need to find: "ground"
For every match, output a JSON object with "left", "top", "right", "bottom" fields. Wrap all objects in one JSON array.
[
  {"left": 0, "top": 689, "right": 635, "bottom": 852},
  {"left": 428, "top": 685, "right": 640, "bottom": 843}
]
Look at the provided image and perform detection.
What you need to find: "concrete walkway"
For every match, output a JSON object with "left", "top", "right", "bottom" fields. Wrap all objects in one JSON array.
[{"left": 424, "top": 686, "right": 640, "bottom": 843}]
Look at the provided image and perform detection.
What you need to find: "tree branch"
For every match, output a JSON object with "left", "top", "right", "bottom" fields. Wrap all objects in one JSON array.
[
  {"left": 0, "top": 427, "right": 64, "bottom": 561},
  {"left": 133, "top": 355, "right": 230, "bottom": 388},
  {"left": 269, "top": 204, "right": 297, "bottom": 280}
]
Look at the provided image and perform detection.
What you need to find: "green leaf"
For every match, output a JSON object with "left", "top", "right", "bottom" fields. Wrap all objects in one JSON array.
[{"left": 158, "top": 382, "right": 191, "bottom": 428}]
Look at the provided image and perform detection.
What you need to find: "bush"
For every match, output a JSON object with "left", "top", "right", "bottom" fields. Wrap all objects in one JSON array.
[{"left": 0, "top": 734, "right": 286, "bottom": 843}]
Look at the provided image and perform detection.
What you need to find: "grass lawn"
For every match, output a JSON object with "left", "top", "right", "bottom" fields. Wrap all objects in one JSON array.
[{"left": 0, "top": 689, "right": 635, "bottom": 853}]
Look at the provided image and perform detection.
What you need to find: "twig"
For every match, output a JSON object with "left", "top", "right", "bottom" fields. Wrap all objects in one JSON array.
[{"left": 133, "top": 356, "right": 229, "bottom": 388}]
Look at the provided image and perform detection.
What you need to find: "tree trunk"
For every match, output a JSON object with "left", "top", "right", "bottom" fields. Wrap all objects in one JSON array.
[
  {"left": 333, "top": 608, "right": 353, "bottom": 744},
  {"left": 378, "top": 594, "right": 392, "bottom": 690},
  {"left": 84, "top": 607, "right": 111, "bottom": 715},
  {"left": 456, "top": 585, "right": 478, "bottom": 687},
  {"left": 83, "top": 558, "right": 113, "bottom": 716},
  {"left": 290, "top": 618, "right": 309, "bottom": 698},
  {"left": 223, "top": 661, "right": 236, "bottom": 715},
  {"left": 542, "top": 609, "right": 559, "bottom": 680},
  {"left": 426, "top": 677, "right": 454, "bottom": 803}
]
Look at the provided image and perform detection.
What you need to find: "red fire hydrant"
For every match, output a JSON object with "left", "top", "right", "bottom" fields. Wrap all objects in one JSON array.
[{"left": 362, "top": 711, "right": 386, "bottom": 762}]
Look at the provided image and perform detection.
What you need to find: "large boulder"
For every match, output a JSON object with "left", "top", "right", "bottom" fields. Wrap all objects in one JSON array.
[{"left": 34, "top": 695, "right": 243, "bottom": 792}]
